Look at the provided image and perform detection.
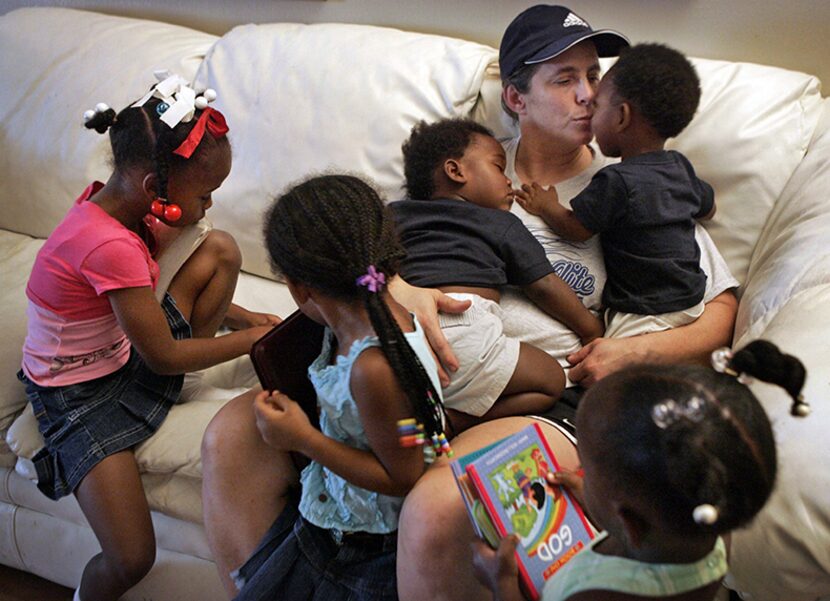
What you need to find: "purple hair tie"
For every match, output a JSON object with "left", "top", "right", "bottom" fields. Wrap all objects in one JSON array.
[{"left": 356, "top": 265, "right": 386, "bottom": 293}]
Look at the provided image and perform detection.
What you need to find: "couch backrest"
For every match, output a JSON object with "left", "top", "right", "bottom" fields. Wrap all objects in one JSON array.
[{"left": 193, "top": 21, "right": 498, "bottom": 280}]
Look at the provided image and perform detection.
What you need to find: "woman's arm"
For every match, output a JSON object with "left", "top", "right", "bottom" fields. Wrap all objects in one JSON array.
[
  {"left": 388, "top": 275, "right": 471, "bottom": 386},
  {"left": 566, "top": 290, "right": 737, "bottom": 387},
  {"left": 109, "top": 286, "right": 272, "bottom": 375}
]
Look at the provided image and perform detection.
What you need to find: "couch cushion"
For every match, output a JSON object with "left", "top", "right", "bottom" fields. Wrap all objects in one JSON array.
[
  {"left": 725, "top": 285, "right": 830, "bottom": 601},
  {"left": 194, "top": 22, "right": 498, "bottom": 280},
  {"left": 0, "top": 7, "right": 218, "bottom": 239},
  {"left": 735, "top": 99, "right": 830, "bottom": 345},
  {"left": 0, "top": 232, "right": 44, "bottom": 452},
  {"left": 666, "top": 58, "right": 824, "bottom": 286}
]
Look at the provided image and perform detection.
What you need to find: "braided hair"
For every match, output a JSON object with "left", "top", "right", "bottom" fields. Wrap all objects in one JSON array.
[
  {"left": 263, "top": 174, "right": 450, "bottom": 447},
  {"left": 84, "top": 96, "right": 223, "bottom": 202},
  {"left": 579, "top": 340, "right": 808, "bottom": 536}
]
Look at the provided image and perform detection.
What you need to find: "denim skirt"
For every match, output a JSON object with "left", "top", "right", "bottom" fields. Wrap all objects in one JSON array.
[
  {"left": 16, "top": 292, "right": 190, "bottom": 500},
  {"left": 233, "top": 498, "right": 399, "bottom": 601}
]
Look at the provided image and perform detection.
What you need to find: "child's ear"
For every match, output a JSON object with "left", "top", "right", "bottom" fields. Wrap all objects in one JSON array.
[
  {"left": 503, "top": 84, "right": 526, "bottom": 116},
  {"left": 141, "top": 172, "right": 159, "bottom": 200},
  {"left": 443, "top": 158, "right": 467, "bottom": 185},
  {"left": 284, "top": 276, "right": 311, "bottom": 304},
  {"left": 617, "top": 101, "right": 632, "bottom": 132}
]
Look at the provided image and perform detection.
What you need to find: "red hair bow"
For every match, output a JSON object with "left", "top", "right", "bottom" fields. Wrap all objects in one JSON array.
[{"left": 173, "top": 107, "right": 229, "bottom": 158}]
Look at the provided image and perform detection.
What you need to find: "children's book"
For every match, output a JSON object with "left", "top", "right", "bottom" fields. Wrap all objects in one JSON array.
[{"left": 452, "top": 422, "right": 595, "bottom": 600}]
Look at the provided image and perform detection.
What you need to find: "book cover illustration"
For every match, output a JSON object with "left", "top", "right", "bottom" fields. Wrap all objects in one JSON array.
[{"left": 464, "top": 423, "right": 595, "bottom": 600}]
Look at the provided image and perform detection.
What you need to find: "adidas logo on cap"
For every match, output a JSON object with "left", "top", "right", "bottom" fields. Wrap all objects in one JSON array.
[{"left": 563, "top": 12, "right": 588, "bottom": 28}]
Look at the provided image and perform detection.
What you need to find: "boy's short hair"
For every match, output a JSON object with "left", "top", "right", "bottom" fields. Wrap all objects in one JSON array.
[
  {"left": 608, "top": 43, "right": 701, "bottom": 139},
  {"left": 402, "top": 118, "right": 494, "bottom": 200}
]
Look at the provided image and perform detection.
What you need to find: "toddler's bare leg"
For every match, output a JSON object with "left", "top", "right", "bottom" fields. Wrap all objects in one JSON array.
[{"left": 489, "top": 342, "right": 564, "bottom": 417}]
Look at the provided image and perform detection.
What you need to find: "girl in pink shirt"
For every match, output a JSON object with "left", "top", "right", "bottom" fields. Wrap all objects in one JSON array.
[{"left": 18, "top": 73, "right": 276, "bottom": 601}]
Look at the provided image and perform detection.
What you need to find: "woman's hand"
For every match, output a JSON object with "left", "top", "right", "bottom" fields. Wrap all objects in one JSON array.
[
  {"left": 388, "top": 276, "right": 470, "bottom": 386},
  {"left": 566, "top": 336, "right": 650, "bottom": 387},
  {"left": 471, "top": 534, "right": 524, "bottom": 601},
  {"left": 253, "top": 390, "right": 314, "bottom": 452}
]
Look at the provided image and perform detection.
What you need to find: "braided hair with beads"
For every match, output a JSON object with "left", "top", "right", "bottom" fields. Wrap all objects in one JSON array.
[
  {"left": 84, "top": 95, "right": 227, "bottom": 219},
  {"left": 263, "top": 174, "right": 452, "bottom": 453},
  {"left": 580, "top": 340, "right": 808, "bottom": 536}
]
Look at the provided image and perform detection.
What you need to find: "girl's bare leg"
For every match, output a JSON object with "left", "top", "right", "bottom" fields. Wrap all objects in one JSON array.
[
  {"left": 201, "top": 388, "right": 299, "bottom": 597},
  {"left": 74, "top": 450, "right": 156, "bottom": 601},
  {"left": 167, "top": 229, "right": 242, "bottom": 338},
  {"left": 397, "top": 417, "right": 579, "bottom": 601}
]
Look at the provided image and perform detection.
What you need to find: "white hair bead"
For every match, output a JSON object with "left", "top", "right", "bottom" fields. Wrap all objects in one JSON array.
[
  {"left": 194, "top": 96, "right": 209, "bottom": 110},
  {"left": 95, "top": 102, "right": 109, "bottom": 113},
  {"left": 693, "top": 503, "right": 719, "bottom": 525},
  {"left": 203, "top": 88, "right": 217, "bottom": 101},
  {"left": 794, "top": 402, "right": 812, "bottom": 417},
  {"left": 83, "top": 109, "right": 96, "bottom": 123}
]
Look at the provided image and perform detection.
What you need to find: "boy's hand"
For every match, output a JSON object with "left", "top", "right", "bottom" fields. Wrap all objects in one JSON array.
[
  {"left": 514, "top": 182, "right": 559, "bottom": 219},
  {"left": 253, "top": 389, "right": 313, "bottom": 452},
  {"left": 471, "top": 535, "right": 524, "bottom": 601}
]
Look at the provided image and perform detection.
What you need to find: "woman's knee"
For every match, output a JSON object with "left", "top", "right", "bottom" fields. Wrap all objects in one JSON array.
[{"left": 201, "top": 394, "right": 253, "bottom": 468}]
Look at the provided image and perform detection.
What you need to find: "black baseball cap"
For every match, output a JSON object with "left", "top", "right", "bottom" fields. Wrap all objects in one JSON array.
[{"left": 499, "top": 5, "right": 630, "bottom": 79}]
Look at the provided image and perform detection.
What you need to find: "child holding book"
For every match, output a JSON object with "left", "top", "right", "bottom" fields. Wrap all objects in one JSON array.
[
  {"left": 230, "top": 174, "right": 455, "bottom": 600},
  {"left": 390, "top": 119, "right": 603, "bottom": 429},
  {"left": 472, "top": 340, "right": 810, "bottom": 601},
  {"left": 515, "top": 43, "right": 715, "bottom": 338}
]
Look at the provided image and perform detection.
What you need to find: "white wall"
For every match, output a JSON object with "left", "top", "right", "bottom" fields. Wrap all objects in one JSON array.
[{"left": 2, "top": 0, "right": 828, "bottom": 89}]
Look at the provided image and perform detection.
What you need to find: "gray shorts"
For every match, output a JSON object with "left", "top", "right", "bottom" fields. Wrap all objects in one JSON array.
[{"left": 438, "top": 293, "right": 521, "bottom": 417}]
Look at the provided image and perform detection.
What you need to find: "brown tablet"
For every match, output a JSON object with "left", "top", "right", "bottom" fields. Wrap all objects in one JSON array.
[{"left": 249, "top": 309, "right": 326, "bottom": 429}]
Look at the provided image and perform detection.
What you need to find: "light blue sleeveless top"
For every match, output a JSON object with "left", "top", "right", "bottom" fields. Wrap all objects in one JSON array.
[
  {"left": 298, "top": 315, "right": 441, "bottom": 534},
  {"left": 544, "top": 531, "right": 727, "bottom": 599}
]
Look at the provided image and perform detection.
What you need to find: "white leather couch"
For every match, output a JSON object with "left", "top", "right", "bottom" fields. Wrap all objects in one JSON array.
[{"left": 0, "top": 7, "right": 828, "bottom": 601}]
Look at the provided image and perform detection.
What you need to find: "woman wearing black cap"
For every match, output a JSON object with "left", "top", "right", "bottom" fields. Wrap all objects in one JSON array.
[{"left": 397, "top": 5, "right": 738, "bottom": 600}]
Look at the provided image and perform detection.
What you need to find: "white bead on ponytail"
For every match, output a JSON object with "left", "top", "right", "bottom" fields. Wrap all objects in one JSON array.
[{"left": 693, "top": 503, "right": 719, "bottom": 525}]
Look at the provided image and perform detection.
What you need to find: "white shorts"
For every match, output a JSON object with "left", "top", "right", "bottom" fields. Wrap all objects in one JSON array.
[
  {"left": 438, "top": 293, "right": 521, "bottom": 417},
  {"left": 604, "top": 300, "right": 705, "bottom": 339}
]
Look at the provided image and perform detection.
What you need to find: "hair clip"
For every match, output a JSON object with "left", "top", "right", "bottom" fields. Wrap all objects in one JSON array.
[
  {"left": 132, "top": 70, "right": 220, "bottom": 129},
  {"left": 711, "top": 346, "right": 755, "bottom": 385},
  {"left": 356, "top": 265, "right": 386, "bottom": 292},
  {"left": 397, "top": 419, "right": 425, "bottom": 448},
  {"left": 651, "top": 396, "right": 706, "bottom": 429},
  {"left": 82, "top": 102, "right": 110, "bottom": 124},
  {"left": 692, "top": 503, "right": 719, "bottom": 525}
]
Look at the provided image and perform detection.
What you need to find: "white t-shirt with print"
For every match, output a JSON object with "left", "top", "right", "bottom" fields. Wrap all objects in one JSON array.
[{"left": 499, "top": 137, "right": 739, "bottom": 365}]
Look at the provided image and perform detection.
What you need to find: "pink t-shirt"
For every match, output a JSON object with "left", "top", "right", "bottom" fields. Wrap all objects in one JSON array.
[{"left": 22, "top": 182, "right": 160, "bottom": 386}]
